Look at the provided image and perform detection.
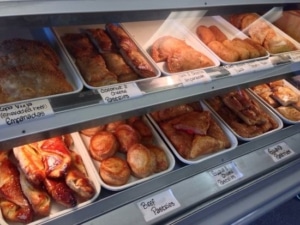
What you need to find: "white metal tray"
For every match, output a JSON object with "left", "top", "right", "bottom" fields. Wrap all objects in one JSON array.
[
  {"left": 2, "top": 132, "right": 101, "bottom": 225},
  {"left": 121, "top": 19, "right": 220, "bottom": 76},
  {"left": 80, "top": 116, "right": 175, "bottom": 191},
  {"left": 0, "top": 27, "right": 83, "bottom": 107},
  {"left": 204, "top": 90, "right": 284, "bottom": 141},
  {"left": 249, "top": 79, "right": 300, "bottom": 124},
  {"left": 52, "top": 24, "right": 161, "bottom": 90},
  {"left": 180, "top": 15, "right": 270, "bottom": 64},
  {"left": 147, "top": 101, "right": 238, "bottom": 164}
]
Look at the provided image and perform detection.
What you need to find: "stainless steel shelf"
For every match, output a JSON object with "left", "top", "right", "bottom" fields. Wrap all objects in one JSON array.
[{"left": 1, "top": 61, "right": 299, "bottom": 150}]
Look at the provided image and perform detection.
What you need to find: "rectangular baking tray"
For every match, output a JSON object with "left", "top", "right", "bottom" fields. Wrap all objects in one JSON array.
[
  {"left": 121, "top": 20, "right": 220, "bottom": 76},
  {"left": 179, "top": 15, "right": 270, "bottom": 65},
  {"left": 249, "top": 79, "right": 300, "bottom": 124},
  {"left": 2, "top": 132, "right": 101, "bottom": 225},
  {"left": 225, "top": 13, "right": 300, "bottom": 55},
  {"left": 79, "top": 116, "right": 175, "bottom": 191},
  {"left": 0, "top": 27, "right": 83, "bottom": 107},
  {"left": 147, "top": 101, "right": 238, "bottom": 164},
  {"left": 203, "top": 89, "right": 284, "bottom": 142},
  {"left": 52, "top": 24, "right": 161, "bottom": 90}
]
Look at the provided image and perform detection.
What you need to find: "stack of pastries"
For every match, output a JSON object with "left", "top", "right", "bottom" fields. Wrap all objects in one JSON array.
[
  {"left": 61, "top": 23, "right": 156, "bottom": 87},
  {"left": 206, "top": 89, "right": 279, "bottom": 138},
  {"left": 229, "top": 13, "right": 297, "bottom": 54},
  {"left": 251, "top": 79, "right": 300, "bottom": 121},
  {"left": 150, "top": 35, "right": 214, "bottom": 72},
  {"left": 80, "top": 116, "right": 169, "bottom": 186},
  {"left": 196, "top": 24, "right": 267, "bottom": 62},
  {"left": 0, "top": 135, "right": 96, "bottom": 224},
  {"left": 150, "top": 102, "right": 231, "bottom": 159},
  {"left": 0, "top": 38, "right": 73, "bottom": 104}
]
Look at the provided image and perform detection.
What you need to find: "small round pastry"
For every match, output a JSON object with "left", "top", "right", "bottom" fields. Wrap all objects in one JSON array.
[
  {"left": 127, "top": 143, "right": 156, "bottom": 178},
  {"left": 115, "top": 124, "right": 141, "bottom": 153},
  {"left": 89, "top": 131, "right": 119, "bottom": 161},
  {"left": 100, "top": 157, "right": 131, "bottom": 186},
  {"left": 147, "top": 145, "right": 169, "bottom": 173},
  {"left": 80, "top": 125, "right": 105, "bottom": 137}
]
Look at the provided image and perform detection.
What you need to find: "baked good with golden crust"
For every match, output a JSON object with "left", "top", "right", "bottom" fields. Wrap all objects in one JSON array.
[
  {"left": 115, "top": 124, "right": 141, "bottom": 153},
  {"left": 146, "top": 145, "right": 169, "bottom": 173},
  {"left": 89, "top": 131, "right": 119, "bottom": 161},
  {"left": 196, "top": 25, "right": 216, "bottom": 45},
  {"left": 151, "top": 35, "right": 214, "bottom": 72},
  {"left": 127, "top": 143, "right": 156, "bottom": 178},
  {"left": 276, "top": 106, "right": 300, "bottom": 121},
  {"left": 208, "top": 40, "right": 239, "bottom": 62},
  {"left": 99, "top": 156, "right": 131, "bottom": 186},
  {"left": 0, "top": 151, "right": 33, "bottom": 223}
]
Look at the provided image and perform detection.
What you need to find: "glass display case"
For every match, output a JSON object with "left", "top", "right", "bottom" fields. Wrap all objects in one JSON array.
[{"left": 0, "top": 1, "right": 300, "bottom": 225}]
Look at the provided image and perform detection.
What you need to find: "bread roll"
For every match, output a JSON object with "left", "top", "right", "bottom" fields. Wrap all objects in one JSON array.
[
  {"left": 231, "top": 38, "right": 260, "bottom": 58},
  {"left": 196, "top": 25, "right": 216, "bottom": 45},
  {"left": 100, "top": 157, "right": 131, "bottom": 186},
  {"left": 89, "top": 131, "right": 119, "bottom": 161},
  {"left": 209, "top": 25, "right": 228, "bottom": 42},
  {"left": 208, "top": 40, "right": 239, "bottom": 62},
  {"left": 127, "top": 143, "right": 156, "bottom": 178},
  {"left": 223, "top": 39, "right": 250, "bottom": 60}
]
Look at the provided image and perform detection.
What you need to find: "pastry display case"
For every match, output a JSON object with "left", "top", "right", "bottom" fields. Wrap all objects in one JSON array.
[{"left": 1, "top": 1, "right": 300, "bottom": 225}]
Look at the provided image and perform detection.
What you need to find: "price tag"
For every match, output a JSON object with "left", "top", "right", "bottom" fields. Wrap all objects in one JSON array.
[
  {"left": 265, "top": 142, "right": 294, "bottom": 162},
  {"left": 137, "top": 189, "right": 181, "bottom": 222},
  {"left": 179, "top": 70, "right": 211, "bottom": 87},
  {"left": 205, "top": 67, "right": 230, "bottom": 79},
  {"left": 289, "top": 51, "right": 300, "bottom": 62},
  {"left": 223, "top": 63, "right": 252, "bottom": 76},
  {"left": 0, "top": 99, "right": 54, "bottom": 127},
  {"left": 98, "top": 83, "right": 143, "bottom": 104},
  {"left": 210, "top": 162, "right": 243, "bottom": 187}
]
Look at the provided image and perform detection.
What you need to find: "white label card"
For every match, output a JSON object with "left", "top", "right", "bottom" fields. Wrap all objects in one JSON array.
[
  {"left": 137, "top": 189, "right": 181, "bottom": 222},
  {"left": 0, "top": 99, "right": 53, "bottom": 127},
  {"left": 179, "top": 70, "right": 211, "bottom": 87},
  {"left": 224, "top": 63, "right": 252, "bottom": 76},
  {"left": 265, "top": 142, "right": 295, "bottom": 162},
  {"left": 210, "top": 162, "right": 243, "bottom": 187},
  {"left": 98, "top": 83, "right": 143, "bottom": 104}
]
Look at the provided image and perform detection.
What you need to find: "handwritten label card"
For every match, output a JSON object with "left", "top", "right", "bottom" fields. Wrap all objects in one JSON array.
[
  {"left": 137, "top": 189, "right": 180, "bottom": 222},
  {"left": 265, "top": 142, "right": 294, "bottom": 162},
  {"left": 179, "top": 70, "right": 211, "bottom": 87},
  {"left": 98, "top": 83, "right": 143, "bottom": 104},
  {"left": 210, "top": 162, "right": 243, "bottom": 187},
  {"left": 0, "top": 99, "right": 53, "bottom": 127}
]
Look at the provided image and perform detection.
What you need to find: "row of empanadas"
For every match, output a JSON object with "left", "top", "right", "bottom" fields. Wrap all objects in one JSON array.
[{"left": 0, "top": 38, "right": 73, "bottom": 104}]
